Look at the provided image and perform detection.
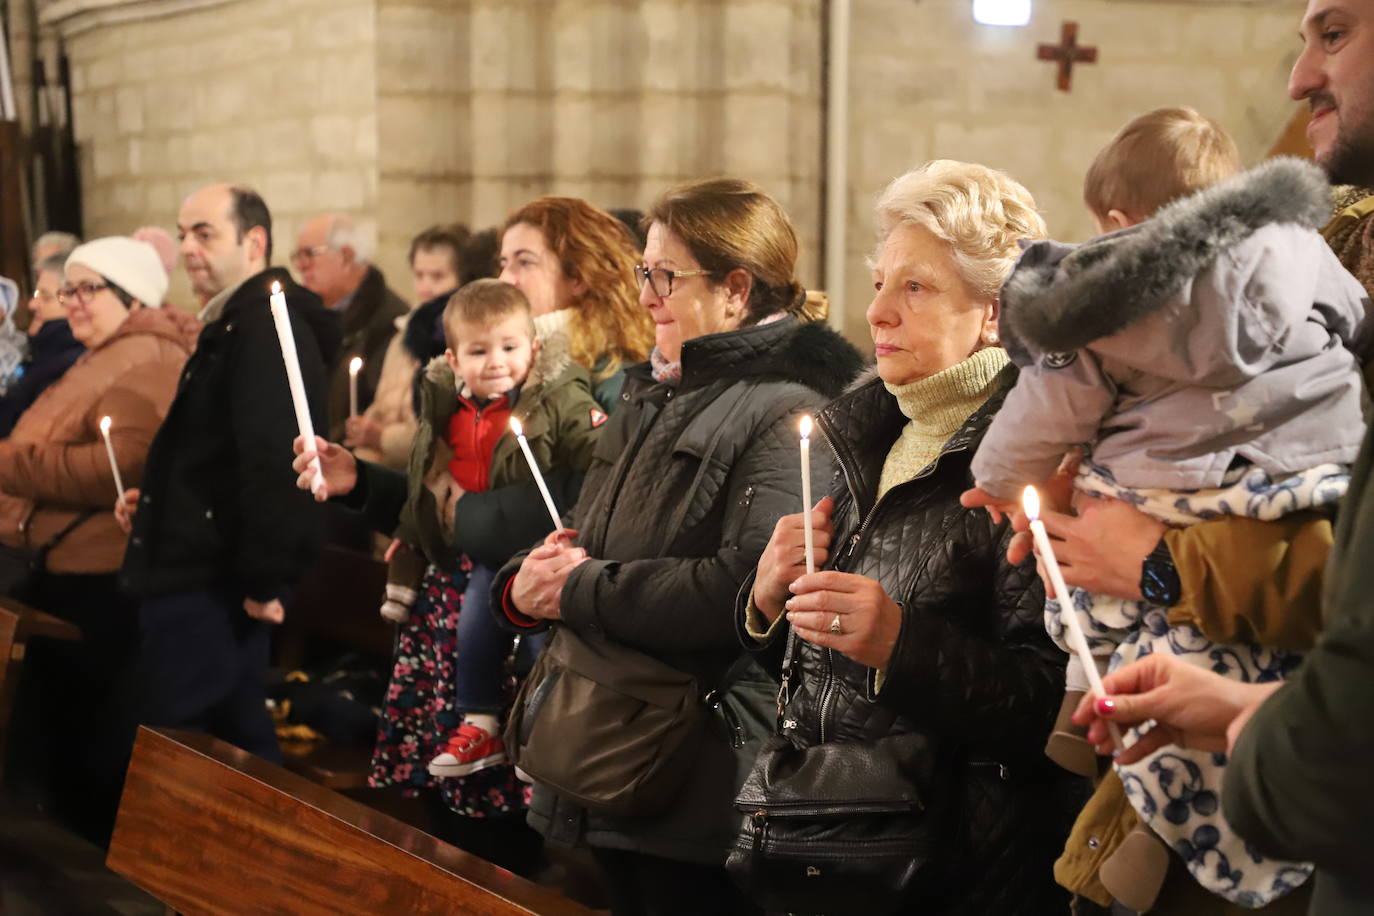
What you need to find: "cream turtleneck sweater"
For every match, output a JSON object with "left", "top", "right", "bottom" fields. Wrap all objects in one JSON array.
[{"left": 877, "top": 347, "right": 1009, "bottom": 498}]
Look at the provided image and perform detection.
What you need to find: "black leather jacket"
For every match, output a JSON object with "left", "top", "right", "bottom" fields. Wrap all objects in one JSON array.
[{"left": 743, "top": 365, "right": 1086, "bottom": 914}]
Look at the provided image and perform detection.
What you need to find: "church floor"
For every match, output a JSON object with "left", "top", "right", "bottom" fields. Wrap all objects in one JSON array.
[{"left": 0, "top": 796, "right": 161, "bottom": 916}]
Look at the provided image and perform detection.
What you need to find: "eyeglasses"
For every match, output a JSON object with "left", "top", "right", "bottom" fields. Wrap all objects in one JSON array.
[
  {"left": 290, "top": 244, "right": 332, "bottom": 267},
  {"left": 31, "top": 289, "right": 58, "bottom": 304},
  {"left": 57, "top": 282, "right": 110, "bottom": 305},
  {"left": 634, "top": 265, "right": 709, "bottom": 299}
]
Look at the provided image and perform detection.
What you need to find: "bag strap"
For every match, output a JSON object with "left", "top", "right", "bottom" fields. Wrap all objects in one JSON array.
[
  {"left": 704, "top": 651, "right": 758, "bottom": 704},
  {"left": 33, "top": 508, "right": 100, "bottom": 563}
]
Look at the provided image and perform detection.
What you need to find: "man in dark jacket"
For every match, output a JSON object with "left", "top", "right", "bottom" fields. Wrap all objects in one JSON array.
[
  {"left": 291, "top": 213, "right": 407, "bottom": 440},
  {"left": 119, "top": 183, "right": 340, "bottom": 762}
]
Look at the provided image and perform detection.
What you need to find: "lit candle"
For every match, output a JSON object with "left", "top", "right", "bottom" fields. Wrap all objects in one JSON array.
[
  {"left": 268, "top": 281, "right": 323, "bottom": 494},
  {"left": 1023, "top": 486, "right": 1124, "bottom": 749},
  {"left": 98, "top": 415, "right": 126, "bottom": 502},
  {"left": 799, "top": 415, "right": 815, "bottom": 576},
  {"left": 510, "top": 416, "right": 563, "bottom": 533},
  {"left": 348, "top": 356, "right": 363, "bottom": 418}
]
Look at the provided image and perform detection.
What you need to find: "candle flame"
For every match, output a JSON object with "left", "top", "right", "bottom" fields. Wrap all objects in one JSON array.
[
  {"left": 270, "top": 281, "right": 282, "bottom": 295},
  {"left": 99, "top": 415, "right": 112, "bottom": 434},
  {"left": 799, "top": 415, "right": 812, "bottom": 439},
  {"left": 1022, "top": 485, "right": 1041, "bottom": 521},
  {"left": 349, "top": 356, "right": 363, "bottom": 373},
  {"left": 509, "top": 416, "right": 524, "bottom": 437}
]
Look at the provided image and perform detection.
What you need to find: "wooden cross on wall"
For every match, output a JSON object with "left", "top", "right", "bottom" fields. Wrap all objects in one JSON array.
[{"left": 1038, "top": 21, "right": 1097, "bottom": 92}]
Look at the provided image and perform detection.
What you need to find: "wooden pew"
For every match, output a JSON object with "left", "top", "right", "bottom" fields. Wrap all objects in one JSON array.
[
  {"left": 108, "top": 727, "right": 598, "bottom": 916},
  {"left": 0, "top": 596, "right": 81, "bottom": 784}
]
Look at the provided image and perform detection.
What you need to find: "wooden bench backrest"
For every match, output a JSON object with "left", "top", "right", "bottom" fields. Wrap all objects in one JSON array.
[
  {"left": 108, "top": 727, "right": 597, "bottom": 916},
  {"left": 0, "top": 598, "right": 81, "bottom": 783}
]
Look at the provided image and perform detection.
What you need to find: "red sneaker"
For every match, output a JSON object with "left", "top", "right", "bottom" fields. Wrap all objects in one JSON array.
[{"left": 427, "top": 723, "right": 506, "bottom": 777}]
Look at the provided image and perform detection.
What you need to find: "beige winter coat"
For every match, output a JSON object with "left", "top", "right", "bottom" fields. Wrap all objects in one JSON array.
[
  {"left": 353, "top": 312, "right": 419, "bottom": 469},
  {"left": 0, "top": 307, "right": 199, "bottom": 574}
]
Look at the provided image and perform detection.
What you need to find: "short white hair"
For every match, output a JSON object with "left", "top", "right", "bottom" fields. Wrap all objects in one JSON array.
[
  {"left": 33, "top": 231, "right": 80, "bottom": 257},
  {"left": 873, "top": 160, "right": 1047, "bottom": 299},
  {"left": 327, "top": 214, "right": 372, "bottom": 265}
]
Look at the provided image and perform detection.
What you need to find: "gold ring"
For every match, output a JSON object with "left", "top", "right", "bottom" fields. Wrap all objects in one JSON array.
[{"left": 829, "top": 614, "right": 843, "bottom": 635}]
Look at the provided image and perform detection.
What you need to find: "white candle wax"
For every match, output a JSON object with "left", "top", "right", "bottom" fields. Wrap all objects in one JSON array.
[
  {"left": 1023, "top": 486, "right": 1125, "bottom": 748},
  {"left": 98, "top": 415, "right": 126, "bottom": 501},
  {"left": 268, "top": 282, "right": 323, "bottom": 494},
  {"left": 799, "top": 415, "right": 815, "bottom": 576},
  {"left": 510, "top": 417, "right": 563, "bottom": 533},
  {"left": 348, "top": 356, "right": 363, "bottom": 418}
]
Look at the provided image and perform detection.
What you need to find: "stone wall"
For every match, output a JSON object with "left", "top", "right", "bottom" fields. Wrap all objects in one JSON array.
[
  {"left": 837, "top": 0, "right": 1306, "bottom": 341},
  {"left": 52, "top": 0, "right": 379, "bottom": 307},
  {"left": 43, "top": 0, "right": 1308, "bottom": 335},
  {"left": 373, "top": 0, "right": 824, "bottom": 292}
]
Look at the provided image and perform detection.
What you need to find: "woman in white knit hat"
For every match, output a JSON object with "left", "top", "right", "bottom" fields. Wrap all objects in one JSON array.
[{"left": 0, "top": 236, "right": 200, "bottom": 846}]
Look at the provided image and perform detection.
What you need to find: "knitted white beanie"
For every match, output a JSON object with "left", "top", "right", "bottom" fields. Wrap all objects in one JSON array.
[{"left": 65, "top": 237, "right": 168, "bottom": 309}]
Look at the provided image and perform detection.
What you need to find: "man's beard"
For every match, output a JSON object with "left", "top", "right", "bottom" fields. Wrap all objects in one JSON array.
[{"left": 1323, "top": 114, "right": 1374, "bottom": 188}]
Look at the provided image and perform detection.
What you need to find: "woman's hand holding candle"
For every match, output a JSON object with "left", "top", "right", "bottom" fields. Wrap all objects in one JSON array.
[
  {"left": 510, "top": 416, "right": 564, "bottom": 533},
  {"left": 292, "top": 435, "right": 357, "bottom": 501},
  {"left": 1071, "top": 652, "right": 1281, "bottom": 763},
  {"left": 1023, "top": 486, "right": 1125, "bottom": 751},
  {"left": 753, "top": 496, "right": 835, "bottom": 624}
]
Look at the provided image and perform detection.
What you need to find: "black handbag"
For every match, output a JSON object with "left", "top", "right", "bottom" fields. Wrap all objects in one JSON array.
[
  {"left": 0, "top": 510, "right": 99, "bottom": 601},
  {"left": 726, "top": 629, "right": 940, "bottom": 916}
]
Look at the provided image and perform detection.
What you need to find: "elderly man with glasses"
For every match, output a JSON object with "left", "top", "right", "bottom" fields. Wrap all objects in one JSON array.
[{"left": 292, "top": 214, "right": 408, "bottom": 440}]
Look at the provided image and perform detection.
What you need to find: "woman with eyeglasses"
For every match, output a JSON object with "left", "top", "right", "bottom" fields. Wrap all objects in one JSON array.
[
  {"left": 0, "top": 254, "right": 86, "bottom": 438},
  {"left": 493, "top": 178, "right": 865, "bottom": 915},
  {"left": 0, "top": 237, "right": 199, "bottom": 846}
]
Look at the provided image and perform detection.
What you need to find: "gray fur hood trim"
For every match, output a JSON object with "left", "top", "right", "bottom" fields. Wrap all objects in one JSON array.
[{"left": 1002, "top": 157, "right": 1334, "bottom": 356}]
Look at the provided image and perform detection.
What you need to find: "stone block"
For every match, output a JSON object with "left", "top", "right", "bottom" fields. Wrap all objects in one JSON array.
[
  {"left": 310, "top": 114, "right": 363, "bottom": 162},
  {"left": 377, "top": 5, "right": 465, "bottom": 94},
  {"left": 315, "top": 168, "right": 371, "bottom": 211},
  {"left": 86, "top": 56, "right": 121, "bottom": 90},
  {"left": 470, "top": 5, "right": 545, "bottom": 92},
  {"left": 93, "top": 140, "right": 128, "bottom": 180},
  {"left": 115, "top": 87, "right": 143, "bottom": 135},
  {"left": 587, "top": 95, "right": 643, "bottom": 177},
  {"left": 258, "top": 171, "right": 316, "bottom": 215},
  {"left": 723, "top": 1, "right": 794, "bottom": 92}
]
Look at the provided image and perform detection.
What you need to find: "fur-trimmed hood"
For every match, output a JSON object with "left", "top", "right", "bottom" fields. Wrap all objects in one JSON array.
[
  {"left": 659, "top": 315, "right": 865, "bottom": 401},
  {"left": 1002, "top": 157, "right": 1334, "bottom": 358}
]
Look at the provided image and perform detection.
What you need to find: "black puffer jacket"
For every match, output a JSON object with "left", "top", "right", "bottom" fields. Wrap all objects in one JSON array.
[
  {"left": 496, "top": 315, "right": 864, "bottom": 864},
  {"left": 744, "top": 365, "right": 1085, "bottom": 915}
]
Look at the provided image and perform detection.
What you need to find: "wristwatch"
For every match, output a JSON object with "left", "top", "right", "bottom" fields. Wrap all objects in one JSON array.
[{"left": 1139, "top": 536, "right": 1181, "bottom": 607}]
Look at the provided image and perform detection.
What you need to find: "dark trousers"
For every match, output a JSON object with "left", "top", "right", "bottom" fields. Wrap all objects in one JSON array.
[
  {"left": 424, "top": 789, "right": 545, "bottom": 878},
  {"left": 137, "top": 585, "right": 283, "bottom": 764},
  {"left": 7, "top": 571, "right": 140, "bottom": 847},
  {"left": 590, "top": 847, "right": 760, "bottom": 916}
]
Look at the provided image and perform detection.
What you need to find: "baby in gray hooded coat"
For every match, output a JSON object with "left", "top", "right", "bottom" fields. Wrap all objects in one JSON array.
[{"left": 970, "top": 135, "right": 1369, "bottom": 907}]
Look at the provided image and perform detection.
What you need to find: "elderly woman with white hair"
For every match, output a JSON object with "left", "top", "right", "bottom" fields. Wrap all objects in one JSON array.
[{"left": 738, "top": 160, "right": 1084, "bottom": 914}]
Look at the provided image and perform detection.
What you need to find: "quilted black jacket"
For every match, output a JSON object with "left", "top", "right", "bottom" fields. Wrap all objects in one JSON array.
[
  {"left": 495, "top": 315, "right": 864, "bottom": 864},
  {"left": 744, "top": 365, "right": 1086, "bottom": 915}
]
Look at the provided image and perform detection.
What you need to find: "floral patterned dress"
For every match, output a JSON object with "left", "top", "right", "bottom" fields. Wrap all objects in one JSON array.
[{"left": 369, "top": 559, "right": 532, "bottom": 818}]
